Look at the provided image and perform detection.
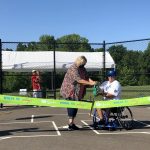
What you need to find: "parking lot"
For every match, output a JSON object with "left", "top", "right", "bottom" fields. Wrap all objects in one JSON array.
[{"left": 0, "top": 106, "right": 150, "bottom": 150}]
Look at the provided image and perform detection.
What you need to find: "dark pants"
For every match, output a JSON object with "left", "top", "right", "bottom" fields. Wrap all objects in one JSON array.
[
  {"left": 66, "top": 97, "right": 78, "bottom": 118},
  {"left": 67, "top": 108, "right": 78, "bottom": 118}
]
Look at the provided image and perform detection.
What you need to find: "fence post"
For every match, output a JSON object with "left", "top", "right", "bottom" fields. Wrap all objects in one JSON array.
[
  {"left": 0, "top": 39, "right": 3, "bottom": 108},
  {"left": 53, "top": 42, "right": 56, "bottom": 99},
  {"left": 103, "top": 40, "right": 106, "bottom": 81}
]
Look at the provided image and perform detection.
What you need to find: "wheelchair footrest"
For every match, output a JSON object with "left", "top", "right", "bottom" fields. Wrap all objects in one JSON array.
[{"left": 93, "top": 121, "right": 120, "bottom": 130}]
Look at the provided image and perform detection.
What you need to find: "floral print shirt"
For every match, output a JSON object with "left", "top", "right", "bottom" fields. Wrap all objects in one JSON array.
[
  {"left": 60, "top": 63, "right": 81, "bottom": 99},
  {"left": 78, "top": 67, "right": 89, "bottom": 99}
]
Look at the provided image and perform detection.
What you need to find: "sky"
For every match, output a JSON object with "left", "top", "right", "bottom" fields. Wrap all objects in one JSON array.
[{"left": 0, "top": 0, "right": 150, "bottom": 45}]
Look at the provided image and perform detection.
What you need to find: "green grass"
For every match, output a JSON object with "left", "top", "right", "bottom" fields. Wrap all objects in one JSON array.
[
  {"left": 3, "top": 85, "right": 150, "bottom": 100},
  {"left": 121, "top": 85, "right": 150, "bottom": 99},
  {"left": 82, "top": 85, "right": 150, "bottom": 100}
]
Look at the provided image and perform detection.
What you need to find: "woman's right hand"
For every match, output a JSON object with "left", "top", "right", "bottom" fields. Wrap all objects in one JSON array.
[{"left": 89, "top": 81, "right": 98, "bottom": 86}]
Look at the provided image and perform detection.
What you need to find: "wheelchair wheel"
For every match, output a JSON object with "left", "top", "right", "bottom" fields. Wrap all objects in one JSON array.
[
  {"left": 106, "top": 109, "right": 120, "bottom": 130},
  {"left": 92, "top": 109, "right": 117, "bottom": 130},
  {"left": 117, "top": 107, "right": 133, "bottom": 130}
]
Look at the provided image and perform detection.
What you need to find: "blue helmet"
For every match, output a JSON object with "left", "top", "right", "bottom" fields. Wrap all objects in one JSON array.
[{"left": 107, "top": 70, "right": 116, "bottom": 77}]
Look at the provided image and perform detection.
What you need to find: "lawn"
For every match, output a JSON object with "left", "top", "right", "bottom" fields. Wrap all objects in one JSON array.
[
  {"left": 82, "top": 85, "right": 150, "bottom": 100},
  {"left": 4, "top": 85, "right": 150, "bottom": 100}
]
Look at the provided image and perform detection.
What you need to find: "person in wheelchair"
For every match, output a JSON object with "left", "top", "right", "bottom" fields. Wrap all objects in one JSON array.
[{"left": 96, "top": 69, "right": 122, "bottom": 125}]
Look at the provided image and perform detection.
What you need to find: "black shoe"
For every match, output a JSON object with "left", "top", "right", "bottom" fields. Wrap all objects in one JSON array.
[
  {"left": 98, "top": 119, "right": 105, "bottom": 125},
  {"left": 68, "top": 124, "right": 79, "bottom": 130},
  {"left": 68, "top": 124, "right": 74, "bottom": 131},
  {"left": 72, "top": 124, "right": 79, "bottom": 130},
  {"left": 92, "top": 122, "right": 98, "bottom": 129}
]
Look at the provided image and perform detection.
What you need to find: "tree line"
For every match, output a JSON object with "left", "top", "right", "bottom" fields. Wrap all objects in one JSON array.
[{"left": 2, "top": 34, "right": 150, "bottom": 93}]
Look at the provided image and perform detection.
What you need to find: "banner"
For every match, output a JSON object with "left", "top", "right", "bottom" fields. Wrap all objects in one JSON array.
[{"left": 0, "top": 94, "right": 150, "bottom": 109}]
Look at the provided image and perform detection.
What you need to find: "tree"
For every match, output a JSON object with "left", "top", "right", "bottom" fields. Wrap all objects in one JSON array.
[
  {"left": 56, "top": 34, "right": 92, "bottom": 52},
  {"left": 16, "top": 35, "right": 56, "bottom": 52},
  {"left": 108, "top": 45, "right": 145, "bottom": 85},
  {"left": 143, "top": 42, "right": 150, "bottom": 73},
  {"left": 95, "top": 47, "right": 104, "bottom": 52},
  {"left": 3, "top": 73, "right": 30, "bottom": 92},
  {"left": 138, "top": 75, "right": 150, "bottom": 85},
  {"left": 38, "top": 35, "right": 55, "bottom": 51},
  {"left": 118, "top": 66, "right": 137, "bottom": 86},
  {"left": 108, "top": 45, "right": 127, "bottom": 67},
  {"left": 16, "top": 43, "right": 27, "bottom": 51}
]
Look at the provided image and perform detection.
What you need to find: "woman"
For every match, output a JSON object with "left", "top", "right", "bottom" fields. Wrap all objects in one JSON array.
[{"left": 60, "top": 56, "right": 97, "bottom": 130}]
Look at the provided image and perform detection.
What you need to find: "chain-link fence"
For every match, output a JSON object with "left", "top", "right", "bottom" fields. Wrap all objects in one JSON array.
[
  {"left": 1, "top": 38, "right": 150, "bottom": 100},
  {"left": 0, "top": 41, "right": 104, "bottom": 99},
  {"left": 105, "top": 38, "right": 150, "bottom": 99}
]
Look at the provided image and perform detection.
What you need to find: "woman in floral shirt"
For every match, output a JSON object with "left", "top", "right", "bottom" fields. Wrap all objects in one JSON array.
[{"left": 60, "top": 56, "right": 97, "bottom": 130}]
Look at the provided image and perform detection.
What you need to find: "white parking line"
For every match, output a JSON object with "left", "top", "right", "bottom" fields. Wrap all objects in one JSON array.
[
  {"left": 52, "top": 121, "right": 61, "bottom": 136},
  {"left": 0, "top": 134, "right": 60, "bottom": 141},
  {"left": 0, "top": 120, "right": 61, "bottom": 141},
  {"left": 81, "top": 120, "right": 150, "bottom": 135},
  {"left": 31, "top": 115, "right": 34, "bottom": 123},
  {"left": 81, "top": 120, "right": 101, "bottom": 134},
  {"left": 134, "top": 119, "right": 150, "bottom": 127}
]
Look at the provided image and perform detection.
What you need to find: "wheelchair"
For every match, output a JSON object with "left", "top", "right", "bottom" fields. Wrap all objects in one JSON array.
[{"left": 92, "top": 106, "right": 134, "bottom": 130}]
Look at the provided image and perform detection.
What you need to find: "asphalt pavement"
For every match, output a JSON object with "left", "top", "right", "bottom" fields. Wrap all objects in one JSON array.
[{"left": 0, "top": 105, "right": 150, "bottom": 150}]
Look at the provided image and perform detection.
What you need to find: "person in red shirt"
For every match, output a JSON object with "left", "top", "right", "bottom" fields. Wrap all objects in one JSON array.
[{"left": 31, "top": 70, "right": 42, "bottom": 98}]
